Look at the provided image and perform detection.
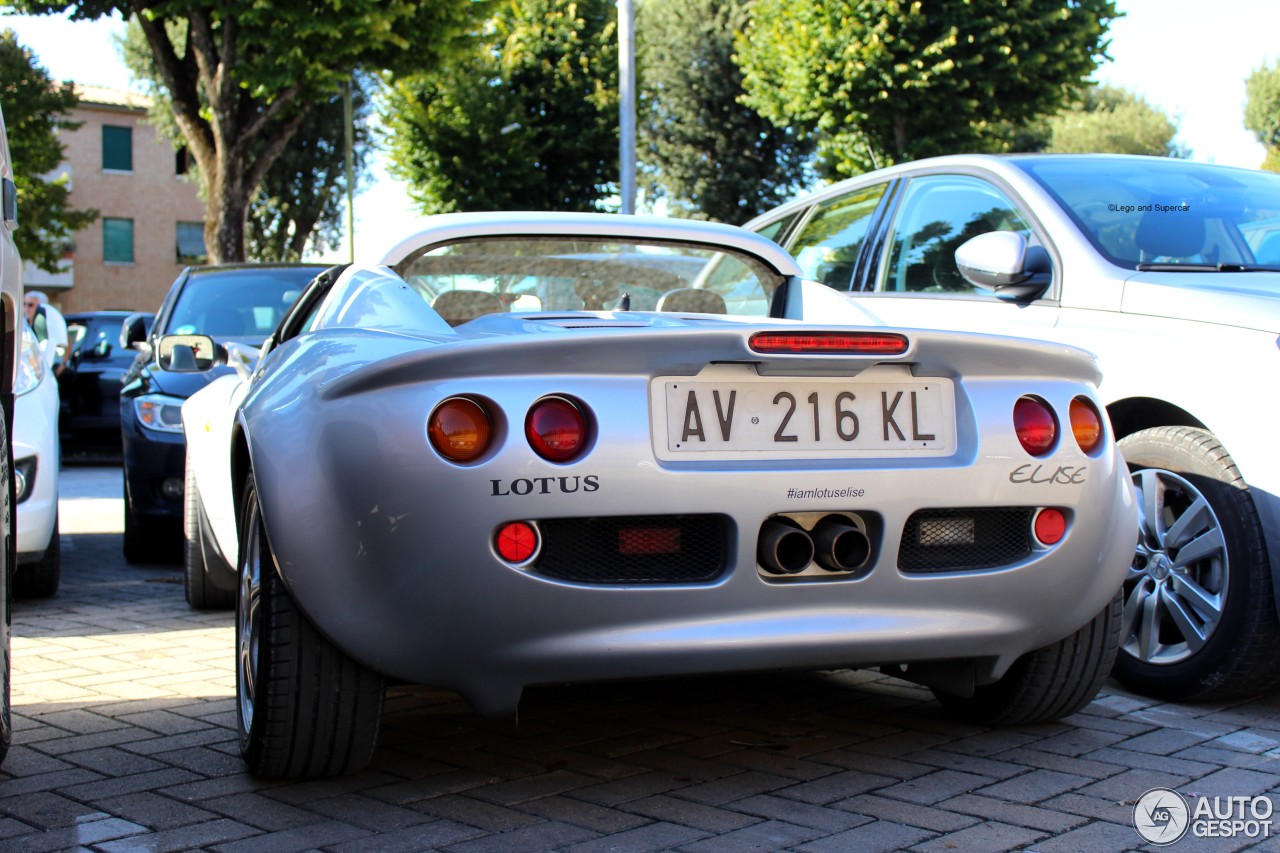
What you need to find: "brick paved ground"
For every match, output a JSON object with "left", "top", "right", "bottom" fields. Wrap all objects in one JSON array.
[{"left": 2, "top": 463, "right": 1280, "bottom": 852}]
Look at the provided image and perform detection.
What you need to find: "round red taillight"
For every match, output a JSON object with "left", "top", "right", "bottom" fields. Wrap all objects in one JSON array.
[
  {"left": 428, "top": 397, "right": 493, "bottom": 463},
  {"left": 1069, "top": 397, "right": 1103, "bottom": 454},
  {"left": 1034, "top": 508, "right": 1067, "bottom": 545},
  {"left": 495, "top": 521, "right": 539, "bottom": 564},
  {"left": 1014, "top": 396, "right": 1057, "bottom": 456},
  {"left": 526, "top": 396, "right": 588, "bottom": 462}
]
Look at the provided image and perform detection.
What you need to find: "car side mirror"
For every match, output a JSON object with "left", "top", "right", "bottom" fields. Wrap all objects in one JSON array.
[
  {"left": 955, "top": 231, "right": 1052, "bottom": 300},
  {"left": 123, "top": 313, "right": 151, "bottom": 349},
  {"left": 156, "top": 334, "right": 220, "bottom": 372}
]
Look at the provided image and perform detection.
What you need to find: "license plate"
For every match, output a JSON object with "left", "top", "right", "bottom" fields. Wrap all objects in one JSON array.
[{"left": 655, "top": 374, "right": 955, "bottom": 459}]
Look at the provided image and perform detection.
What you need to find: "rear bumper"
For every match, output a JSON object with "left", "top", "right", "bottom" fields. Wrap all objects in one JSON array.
[{"left": 262, "top": 448, "right": 1136, "bottom": 716}]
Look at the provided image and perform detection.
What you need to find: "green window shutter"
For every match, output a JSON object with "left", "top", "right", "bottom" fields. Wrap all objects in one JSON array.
[
  {"left": 103, "top": 218, "right": 134, "bottom": 263},
  {"left": 102, "top": 126, "right": 133, "bottom": 171}
]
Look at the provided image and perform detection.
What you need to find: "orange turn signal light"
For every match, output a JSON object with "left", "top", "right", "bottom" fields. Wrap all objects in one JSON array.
[
  {"left": 1069, "top": 397, "right": 1103, "bottom": 454},
  {"left": 428, "top": 397, "right": 493, "bottom": 463}
]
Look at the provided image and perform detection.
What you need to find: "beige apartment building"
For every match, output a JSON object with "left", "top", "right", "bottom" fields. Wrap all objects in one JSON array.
[{"left": 24, "top": 85, "right": 207, "bottom": 316}]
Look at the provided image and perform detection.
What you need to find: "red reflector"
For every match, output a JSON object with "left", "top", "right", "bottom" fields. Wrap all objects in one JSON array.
[
  {"left": 1013, "top": 396, "right": 1057, "bottom": 456},
  {"left": 750, "top": 331, "right": 909, "bottom": 355},
  {"left": 496, "top": 521, "right": 539, "bottom": 563},
  {"left": 1034, "top": 509, "right": 1066, "bottom": 545},
  {"left": 619, "top": 527, "right": 681, "bottom": 555}
]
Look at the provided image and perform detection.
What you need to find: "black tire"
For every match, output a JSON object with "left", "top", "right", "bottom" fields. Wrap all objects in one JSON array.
[
  {"left": 184, "top": 458, "right": 232, "bottom": 610},
  {"left": 13, "top": 510, "right": 59, "bottom": 599},
  {"left": 934, "top": 591, "right": 1121, "bottom": 725},
  {"left": 237, "top": 473, "right": 383, "bottom": 778},
  {"left": 1113, "top": 426, "right": 1280, "bottom": 701}
]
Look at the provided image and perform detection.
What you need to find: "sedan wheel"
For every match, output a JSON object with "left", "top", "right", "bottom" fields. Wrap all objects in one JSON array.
[
  {"left": 235, "top": 473, "right": 385, "bottom": 778},
  {"left": 1114, "top": 427, "right": 1280, "bottom": 701},
  {"left": 1125, "top": 468, "right": 1227, "bottom": 666}
]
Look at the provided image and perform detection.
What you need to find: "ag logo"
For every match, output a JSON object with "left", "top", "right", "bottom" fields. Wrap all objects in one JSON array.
[{"left": 1134, "top": 787, "right": 1190, "bottom": 845}]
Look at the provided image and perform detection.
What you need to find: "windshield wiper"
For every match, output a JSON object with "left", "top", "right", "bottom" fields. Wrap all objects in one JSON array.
[{"left": 1135, "top": 262, "right": 1280, "bottom": 272}]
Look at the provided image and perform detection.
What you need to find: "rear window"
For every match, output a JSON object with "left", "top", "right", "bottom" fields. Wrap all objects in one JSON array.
[{"left": 396, "top": 236, "right": 785, "bottom": 323}]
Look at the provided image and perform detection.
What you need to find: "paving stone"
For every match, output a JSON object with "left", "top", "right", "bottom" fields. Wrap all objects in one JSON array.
[
  {"left": 976, "top": 769, "right": 1092, "bottom": 804},
  {"left": 878, "top": 769, "right": 992, "bottom": 805},
  {"left": 519, "top": 793, "right": 652, "bottom": 834},
  {"left": 793, "top": 818, "right": 934, "bottom": 853},
  {"left": 324, "top": 819, "right": 486, "bottom": 853},
  {"left": 622, "top": 793, "right": 759, "bottom": 833},
  {"left": 680, "top": 818, "right": 822, "bottom": 853},
  {"left": 938, "top": 792, "right": 1087, "bottom": 833},
  {"left": 563, "top": 820, "right": 710, "bottom": 853},
  {"left": 836, "top": 792, "right": 979, "bottom": 832},
  {"left": 732, "top": 794, "right": 872, "bottom": 833},
  {"left": 910, "top": 820, "right": 1045, "bottom": 852},
  {"left": 95, "top": 817, "right": 260, "bottom": 852},
  {"left": 92, "top": 791, "right": 221, "bottom": 831},
  {"left": 209, "top": 818, "right": 370, "bottom": 853}
]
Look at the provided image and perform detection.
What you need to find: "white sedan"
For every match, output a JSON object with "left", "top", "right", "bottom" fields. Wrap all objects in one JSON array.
[
  {"left": 747, "top": 153, "right": 1280, "bottom": 701},
  {"left": 14, "top": 320, "right": 60, "bottom": 597}
]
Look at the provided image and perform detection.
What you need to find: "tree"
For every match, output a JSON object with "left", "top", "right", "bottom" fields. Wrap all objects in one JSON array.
[
  {"left": 736, "top": 0, "right": 1118, "bottom": 178},
  {"left": 6, "top": 0, "right": 482, "bottom": 263},
  {"left": 246, "top": 78, "right": 374, "bottom": 262},
  {"left": 1045, "top": 85, "right": 1186, "bottom": 157},
  {"left": 1245, "top": 61, "right": 1280, "bottom": 173},
  {"left": 637, "top": 0, "right": 813, "bottom": 224},
  {"left": 381, "top": 0, "right": 619, "bottom": 213},
  {"left": 0, "top": 30, "right": 97, "bottom": 272}
]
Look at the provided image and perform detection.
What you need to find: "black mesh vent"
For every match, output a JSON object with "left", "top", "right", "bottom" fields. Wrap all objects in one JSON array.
[
  {"left": 535, "top": 515, "right": 730, "bottom": 584},
  {"left": 899, "top": 508, "right": 1034, "bottom": 573}
]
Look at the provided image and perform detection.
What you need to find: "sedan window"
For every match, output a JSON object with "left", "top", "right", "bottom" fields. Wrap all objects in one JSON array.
[
  {"left": 785, "top": 183, "right": 888, "bottom": 290},
  {"left": 879, "top": 176, "right": 1032, "bottom": 294}
]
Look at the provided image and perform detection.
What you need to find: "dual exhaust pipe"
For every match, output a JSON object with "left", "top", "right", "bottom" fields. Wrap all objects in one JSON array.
[{"left": 758, "top": 515, "right": 872, "bottom": 576}]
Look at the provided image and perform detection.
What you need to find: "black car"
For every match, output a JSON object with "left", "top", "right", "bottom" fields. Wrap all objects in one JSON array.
[
  {"left": 121, "top": 263, "right": 328, "bottom": 563},
  {"left": 59, "top": 310, "right": 153, "bottom": 453}
]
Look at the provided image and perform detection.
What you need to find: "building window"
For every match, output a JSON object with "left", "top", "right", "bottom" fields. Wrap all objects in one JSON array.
[
  {"left": 102, "top": 125, "right": 133, "bottom": 172},
  {"left": 176, "top": 221, "right": 207, "bottom": 264},
  {"left": 175, "top": 146, "right": 192, "bottom": 176},
  {"left": 103, "top": 217, "right": 134, "bottom": 263}
]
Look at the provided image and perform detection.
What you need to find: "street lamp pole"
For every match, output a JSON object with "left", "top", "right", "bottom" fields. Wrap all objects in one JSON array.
[{"left": 618, "top": 0, "right": 636, "bottom": 215}]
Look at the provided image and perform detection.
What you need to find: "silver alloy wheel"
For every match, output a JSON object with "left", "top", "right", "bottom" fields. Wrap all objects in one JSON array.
[
  {"left": 237, "top": 499, "right": 263, "bottom": 736},
  {"left": 1122, "top": 468, "right": 1229, "bottom": 665}
]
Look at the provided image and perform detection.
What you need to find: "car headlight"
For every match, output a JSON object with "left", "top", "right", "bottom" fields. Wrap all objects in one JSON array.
[
  {"left": 134, "top": 394, "right": 186, "bottom": 433},
  {"left": 15, "top": 324, "right": 46, "bottom": 396}
]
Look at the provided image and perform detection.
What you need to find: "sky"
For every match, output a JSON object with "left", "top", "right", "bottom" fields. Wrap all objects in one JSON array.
[{"left": 1, "top": 1, "right": 1277, "bottom": 260}]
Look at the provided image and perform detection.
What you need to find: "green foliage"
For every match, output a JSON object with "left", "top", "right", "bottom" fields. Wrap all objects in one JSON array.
[
  {"left": 382, "top": 0, "right": 619, "bottom": 213},
  {"left": 637, "top": 0, "right": 813, "bottom": 224},
  {"left": 6, "top": 0, "right": 483, "bottom": 261},
  {"left": 0, "top": 29, "right": 98, "bottom": 272},
  {"left": 736, "top": 0, "right": 1117, "bottom": 178},
  {"left": 1045, "top": 85, "right": 1186, "bottom": 157},
  {"left": 247, "top": 78, "right": 373, "bottom": 262},
  {"left": 1244, "top": 61, "right": 1280, "bottom": 173}
]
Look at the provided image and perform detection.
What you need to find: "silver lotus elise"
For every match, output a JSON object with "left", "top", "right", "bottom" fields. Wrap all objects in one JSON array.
[{"left": 167, "top": 212, "right": 1135, "bottom": 778}]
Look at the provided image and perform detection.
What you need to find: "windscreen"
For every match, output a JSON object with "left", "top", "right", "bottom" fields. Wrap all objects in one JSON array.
[
  {"left": 1016, "top": 157, "right": 1280, "bottom": 271},
  {"left": 165, "top": 266, "right": 324, "bottom": 341}
]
